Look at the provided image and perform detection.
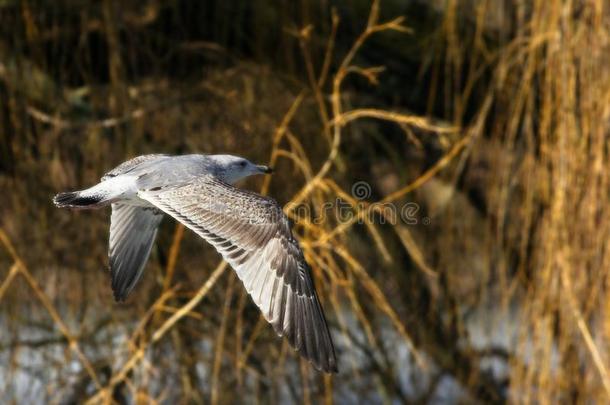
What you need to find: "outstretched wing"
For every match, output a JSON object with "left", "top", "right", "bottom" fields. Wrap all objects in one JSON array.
[
  {"left": 139, "top": 176, "right": 337, "bottom": 372},
  {"left": 109, "top": 204, "right": 163, "bottom": 301}
]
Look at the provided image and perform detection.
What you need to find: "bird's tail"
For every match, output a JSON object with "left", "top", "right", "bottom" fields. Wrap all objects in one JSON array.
[
  {"left": 53, "top": 180, "right": 119, "bottom": 209},
  {"left": 54, "top": 176, "right": 135, "bottom": 210},
  {"left": 53, "top": 191, "right": 106, "bottom": 209}
]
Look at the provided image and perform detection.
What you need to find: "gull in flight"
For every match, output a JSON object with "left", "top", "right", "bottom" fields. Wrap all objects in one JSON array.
[{"left": 53, "top": 154, "right": 337, "bottom": 372}]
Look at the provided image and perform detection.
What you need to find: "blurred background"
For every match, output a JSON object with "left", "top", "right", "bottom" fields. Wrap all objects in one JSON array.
[{"left": 0, "top": 0, "right": 609, "bottom": 403}]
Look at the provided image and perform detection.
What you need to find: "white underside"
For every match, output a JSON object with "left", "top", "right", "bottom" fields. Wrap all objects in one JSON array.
[{"left": 82, "top": 175, "right": 155, "bottom": 207}]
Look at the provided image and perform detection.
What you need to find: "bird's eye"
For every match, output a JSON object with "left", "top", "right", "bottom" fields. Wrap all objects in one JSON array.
[{"left": 239, "top": 161, "right": 247, "bottom": 167}]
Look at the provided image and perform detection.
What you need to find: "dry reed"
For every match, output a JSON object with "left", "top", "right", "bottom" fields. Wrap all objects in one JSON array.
[{"left": 0, "top": 0, "right": 608, "bottom": 403}]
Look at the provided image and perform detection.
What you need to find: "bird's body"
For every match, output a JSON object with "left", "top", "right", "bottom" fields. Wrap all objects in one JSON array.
[
  {"left": 56, "top": 154, "right": 269, "bottom": 208},
  {"left": 53, "top": 153, "right": 337, "bottom": 373}
]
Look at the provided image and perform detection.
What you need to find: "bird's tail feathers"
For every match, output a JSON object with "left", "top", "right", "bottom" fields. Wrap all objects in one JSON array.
[
  {"left": 54, "top": 176, "right": 135, "bottom": 210},
  {"left": 53, "top": 190, "right": 107, "bottom": 209}
]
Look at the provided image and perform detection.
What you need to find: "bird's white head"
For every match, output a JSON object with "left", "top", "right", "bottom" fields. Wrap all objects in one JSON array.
[{"left": 208, "top": 154, "right": 273, "bottom": 184}]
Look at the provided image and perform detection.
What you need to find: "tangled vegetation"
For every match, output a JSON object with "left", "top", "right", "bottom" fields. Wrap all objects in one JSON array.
[{"left": 0, "top": 0, "right": 609, "bottom": 403}]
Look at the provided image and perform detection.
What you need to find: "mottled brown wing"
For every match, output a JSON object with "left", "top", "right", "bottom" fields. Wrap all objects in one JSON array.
[{"left": 138, "top": 176, "right": 337, "bottom": 372}]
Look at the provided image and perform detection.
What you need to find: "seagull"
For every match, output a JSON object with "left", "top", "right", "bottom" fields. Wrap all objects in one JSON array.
[{"left": 53, "top": 154, "right": 337, "bottom": 373}]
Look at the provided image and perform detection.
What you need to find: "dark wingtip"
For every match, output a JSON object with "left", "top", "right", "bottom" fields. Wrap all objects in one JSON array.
[
  {"left": 111, "top": 276, "right": 129, "bottom": 303},
  {"left": 112, "top": 281, "right": 128, "bottom": 302},
  {"left": 300, "top": 354, "right": 338, "bottom": 374},
  {"left": 315, "top": 351, "right": 339, "bottom": 374},
  {"left": 113, "top": 292, "right": 127, "bottom": 303},
  {"left": 326, "top": 359, "right": 339, "bottom": 374}
]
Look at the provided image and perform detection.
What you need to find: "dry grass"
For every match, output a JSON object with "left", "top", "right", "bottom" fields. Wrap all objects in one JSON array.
[{"left": 0, "top": 0, "right": 609, "bottom": 403}]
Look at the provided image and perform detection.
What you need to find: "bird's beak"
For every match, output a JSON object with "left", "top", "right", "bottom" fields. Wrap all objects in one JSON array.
[{"left": 257, "top": 165, "right": 273, "bottom": 174}]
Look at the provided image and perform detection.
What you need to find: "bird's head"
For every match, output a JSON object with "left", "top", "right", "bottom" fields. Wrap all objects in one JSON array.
[{"left": 209, "top": 154, "right": 273, "bottom": 184}]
